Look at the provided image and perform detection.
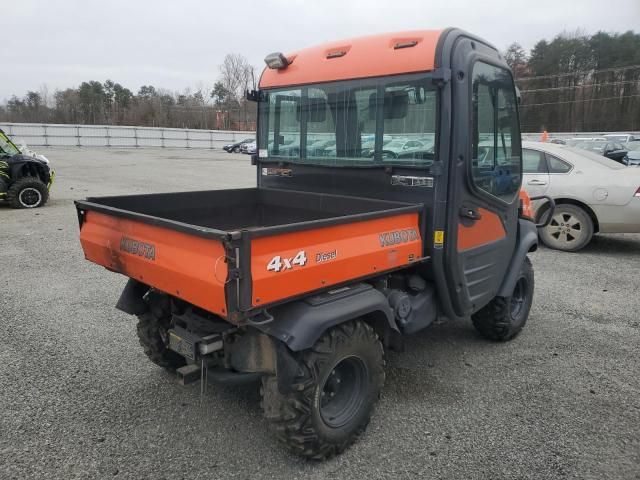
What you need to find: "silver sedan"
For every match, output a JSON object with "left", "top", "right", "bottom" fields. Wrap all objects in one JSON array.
[{"left": 522, "top": 141, "right": 640, "bottom": 251}]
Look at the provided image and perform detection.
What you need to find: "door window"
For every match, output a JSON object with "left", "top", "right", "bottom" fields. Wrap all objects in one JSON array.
[
  {"left": 523, "top": 149, "right": 547, "bottom": 173},
  {"left": 471, "top": 62, "right": 522, "bottom": 202}
]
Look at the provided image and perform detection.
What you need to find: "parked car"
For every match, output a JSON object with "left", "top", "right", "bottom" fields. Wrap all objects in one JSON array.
[
  {"left": 522, "top": 141, "right": 640, "bottom": 251},
  {"left": 565, "top": 137, "right": 605, "bottom": 147},
  {"left": 244, "top": 141, "right": 257, "bottom": 155},
  {"left": 0, "top": 128, "right": 54, "bottom": 208},
  {"left": 604, "top": 134, "right": 639, "bottom": 143},
  {"left": 573, "top": 140, "right": 628, "bottom": 163},
  {"left": 624, "top": 149, "right": 640, "bottom": 166},
  {"left": 223, "top": 138, "right": 254, "bottom": 153},
  {"left": 380, "top": 139, "right": 428, "bottom": 158}
]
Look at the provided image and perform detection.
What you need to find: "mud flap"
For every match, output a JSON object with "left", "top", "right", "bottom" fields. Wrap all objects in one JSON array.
[{"left": 115, "top": 279, "right": 149, "bottom": 315}]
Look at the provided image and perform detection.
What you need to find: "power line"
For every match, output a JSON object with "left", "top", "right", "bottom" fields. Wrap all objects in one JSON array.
[
  {"left": 521, "top": 80, "right": 640, "bottom": 93},
  {"left": 517, "top": 64, "right": 640, "bottom": 82},
  {"left": 520, "top": 94, "right": 640, "bottom": 107}
]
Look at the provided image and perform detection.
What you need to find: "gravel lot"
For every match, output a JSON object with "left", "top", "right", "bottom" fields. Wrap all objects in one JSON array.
[{"left": 1, "top": 147, "right": 639, "bottom": 480}]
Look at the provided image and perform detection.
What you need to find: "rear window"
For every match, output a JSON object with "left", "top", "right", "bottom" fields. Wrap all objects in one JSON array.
[
  {"left": 563, "top": 146, "right": 626, "bottom": 169},
  {"left": 546, "top": 154, "right": 572, "bottom": 173}
]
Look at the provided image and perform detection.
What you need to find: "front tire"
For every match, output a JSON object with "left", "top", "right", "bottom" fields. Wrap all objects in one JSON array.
[
  {"left": 261, "top": 320, "right": 385, "bottom": 460},
  {"left": 539, "top": 204, "right": 593, "bottom": 252},
  {"left": 7, "top": 176, "right": 49, "bottom": 209},
  {"left": 471, "top": 257, "right": 534, "bottom": 341}
]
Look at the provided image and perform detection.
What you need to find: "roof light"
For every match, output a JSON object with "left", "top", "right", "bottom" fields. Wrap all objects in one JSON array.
[
  {"left": 326, "top": 50, "right": 347, "bottom": 59},
  {"left": 394, "top": 40, "right": 418, "bottom": 49},
  {"left": 264, "top": 52, "right": 290, "bottom": 70}
]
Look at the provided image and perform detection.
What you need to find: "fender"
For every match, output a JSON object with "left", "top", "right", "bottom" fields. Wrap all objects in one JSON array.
[
  {"left": 497, "top": 219, "right": 538, "bottom": 297},
  {"left": 254, "top": 283, "right": 397, "bottom": 352}
]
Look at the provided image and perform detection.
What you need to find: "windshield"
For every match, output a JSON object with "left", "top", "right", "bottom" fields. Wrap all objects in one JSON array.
[
  {"left": 0, "top": 131, "right": 20, "bottom": 156},
  {"left": 258, "top": 73, "right": 437, "bottom": 167}
]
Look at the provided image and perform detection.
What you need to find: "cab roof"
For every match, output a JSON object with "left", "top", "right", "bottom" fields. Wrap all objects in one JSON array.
[{"left": 259, "top": 30, "right": 443, "bottom": 89}]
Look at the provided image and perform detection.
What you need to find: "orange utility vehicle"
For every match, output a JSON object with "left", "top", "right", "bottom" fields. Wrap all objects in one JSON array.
[{"left": 76, "top": 28, "right": 541, "bottom": 459}]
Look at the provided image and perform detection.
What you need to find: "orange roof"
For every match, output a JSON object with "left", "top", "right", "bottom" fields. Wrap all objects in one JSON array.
[{"left": 259, "top": 30, "right": 442, "bottom": 88}]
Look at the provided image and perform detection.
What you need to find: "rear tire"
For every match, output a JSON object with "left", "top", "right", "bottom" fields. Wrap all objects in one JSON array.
[
  {"left": 7, "top": 176, "right": 48, "bottom": 209},
  {"left": 136, "top": 294, "right": 185, "bottom": 371},
  {"left": 539, "top": 204, "right": 593, "bottom": 252},
  {"left": 472, "top": 257, "right": 534, "bottom": 341},
  {"left": 261, "top": 320, "right": 385, "bottom": 460}
]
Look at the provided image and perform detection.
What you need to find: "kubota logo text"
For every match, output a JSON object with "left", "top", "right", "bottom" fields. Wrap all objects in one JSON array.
[
  {"left": 120, "top": 236, "right": 156, "bottom": 260},
  {"left": 379, "top": 229, "right": 418, "bottom": 247}
]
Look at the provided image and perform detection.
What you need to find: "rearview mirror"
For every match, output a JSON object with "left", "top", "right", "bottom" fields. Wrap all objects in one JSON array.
[
  {"left": 296, "top": 98, "right": 327, "bottom": 123},
  {"left": 367, "top": 91, "right": 409, "bottom": 120},
  {"left": 384, "top": 91, "right": 408, "bottom": 119}
]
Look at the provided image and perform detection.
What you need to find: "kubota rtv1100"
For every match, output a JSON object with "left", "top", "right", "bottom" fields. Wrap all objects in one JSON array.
[{"left": 76, "top": 28, "right": 543, "bottom": 459}]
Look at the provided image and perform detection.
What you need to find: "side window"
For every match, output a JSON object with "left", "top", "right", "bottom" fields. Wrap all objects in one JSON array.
[
  {"left": 267, "top": 89, "right": 301, "bottom": 157},
  {"left": 471, "top": 62, "right": 522, "bottom": 202},
  {"left": 546, "top": 154, "right": 572, "bottom": 173},
  {"left": 523, "top": 149, "right": 547, "bottom": 173}
]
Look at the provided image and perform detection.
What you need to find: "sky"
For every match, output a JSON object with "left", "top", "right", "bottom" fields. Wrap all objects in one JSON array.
[{"left": 2, "top": 0, "right": 639, "bottom": 102}]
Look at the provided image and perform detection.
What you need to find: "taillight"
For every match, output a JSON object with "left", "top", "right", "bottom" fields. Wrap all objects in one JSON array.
[{"left": 635, "top": 187, "right": 640, "bottom": 197}]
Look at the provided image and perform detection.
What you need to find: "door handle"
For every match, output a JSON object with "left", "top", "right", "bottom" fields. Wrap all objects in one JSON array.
[
  {"left": 527, "top": 179, "right": 547, "bottom": 186},
  {"left": 460, "top": 206, "right": 482, "bottom": 220}
]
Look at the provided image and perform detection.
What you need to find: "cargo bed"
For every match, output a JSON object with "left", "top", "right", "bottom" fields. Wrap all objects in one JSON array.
[{"left": 76, "top": 188, "right": 424, "bottom": 322}]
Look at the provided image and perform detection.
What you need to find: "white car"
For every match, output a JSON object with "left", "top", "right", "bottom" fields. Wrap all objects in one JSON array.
[
  {"left": 522, "top": 141, "right": 640, "bottom": 251},
  {"left": 604, "top": 134, "right": 639, "bottom": 143}
]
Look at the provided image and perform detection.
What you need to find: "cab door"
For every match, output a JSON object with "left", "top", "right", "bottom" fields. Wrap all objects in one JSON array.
[{"left": 444, "top": 38, "right": 522, "bottom": 316}]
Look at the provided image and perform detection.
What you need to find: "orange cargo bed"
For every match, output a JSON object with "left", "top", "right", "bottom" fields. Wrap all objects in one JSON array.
[{"left": 76, "top": 188, "right": 424, "bottom": 323}]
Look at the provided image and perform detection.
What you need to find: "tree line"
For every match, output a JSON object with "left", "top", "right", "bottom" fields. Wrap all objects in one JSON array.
[
  {"left": 0, "top": 54, "right": 257, "bottom": 131},
  {"left": 2, "top": 30, "right": 639, "bottom": 133},
  {"left": 505, "top": 30, "right": 640, "bottom": 132}
]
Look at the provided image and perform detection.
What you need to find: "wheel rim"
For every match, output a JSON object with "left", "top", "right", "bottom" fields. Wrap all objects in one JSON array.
[
  {"left": 510, "top": 277, "right": 528, "bottom": 319},
  {"left": 319, "top": 356, "right": 368, "bottom": 428},
  {"left": 19, "top": 187, "right": 42, "bottom": 207},
  {"left": 546, "top": 211, "right": 584, "bottom": 246}
]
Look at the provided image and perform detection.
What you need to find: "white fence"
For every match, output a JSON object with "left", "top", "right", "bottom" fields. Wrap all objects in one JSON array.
[
  {"left": 0, "top": 123, "right": 254, "bottom": 150},
  {"left": 2, "top": 122, "right": 638, "bottom": 150}
]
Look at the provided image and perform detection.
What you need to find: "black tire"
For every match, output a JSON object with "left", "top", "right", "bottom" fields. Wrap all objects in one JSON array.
[
  {"left": 233, "top": 146, "right": 240, "bottom": 153},
  {"left": 471, "top": 257, "right": 534, "bottom": 342},
  {"left": 136, "top": 295, "right": 185, "bottom": 371},
  {"left": 7, "top": 176, "right": 48, "bottom": 209},
  {"left": 538, "top": 203, "right": 594, "bottom": 252},
  {"left": 261, "top": 320, "right": 385, "bottom": 460}
]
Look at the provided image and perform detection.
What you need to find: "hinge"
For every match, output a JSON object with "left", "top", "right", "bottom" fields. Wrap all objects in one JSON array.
[
  {"left": 228, "top": 268, "right": 242, "bottom": 280},
  {"left": 431, "top": 67, "right": 452, "bottom": 87}
]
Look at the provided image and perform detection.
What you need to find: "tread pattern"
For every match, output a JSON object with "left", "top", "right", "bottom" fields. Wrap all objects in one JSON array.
[
  {"left": 261, "top": 320, "right": 385, "bottom": 460},
  {"left": 471, "top": 257, "right": 534, "bottom": 342},
  {"left": 136, "top": 310, "right": 185, "bottom": 371},
  {"left": 6, "top": 176, "right": 48, "bottom": 209}
]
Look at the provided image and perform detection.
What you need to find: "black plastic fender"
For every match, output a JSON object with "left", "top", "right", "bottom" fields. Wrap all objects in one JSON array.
[
  {"left": 115, "top": 279, "right": 150, "bottom": 315},
  {"left": 254, "top": 283, "right": 397, "bottom": 351},
  {"left": 497, "top": 219, "right": 538, "bottom": 297}
]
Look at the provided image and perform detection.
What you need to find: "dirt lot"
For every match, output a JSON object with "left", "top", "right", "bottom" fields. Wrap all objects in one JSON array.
[{"left": 1, "top": 147, "right": 639, "bottom": 480}]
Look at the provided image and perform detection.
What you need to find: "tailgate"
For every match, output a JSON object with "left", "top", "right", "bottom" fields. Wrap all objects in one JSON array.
[{"left": 78, "top": 210, "right": 229, "bottom": 318}]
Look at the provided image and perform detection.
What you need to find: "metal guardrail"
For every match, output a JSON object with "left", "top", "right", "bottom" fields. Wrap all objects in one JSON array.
[{"left": 0, "top": 123, "right": 255, "bottom": 150}]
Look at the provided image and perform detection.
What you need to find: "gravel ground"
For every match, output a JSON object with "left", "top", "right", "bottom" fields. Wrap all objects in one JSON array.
[{"left": 1, "top": 147, "right": 639, "bottom": 480}]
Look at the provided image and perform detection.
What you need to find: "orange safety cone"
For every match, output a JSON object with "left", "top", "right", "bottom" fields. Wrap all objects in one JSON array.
[{"left": 540, "top": 130, "right": 549, "bottom": 142}]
